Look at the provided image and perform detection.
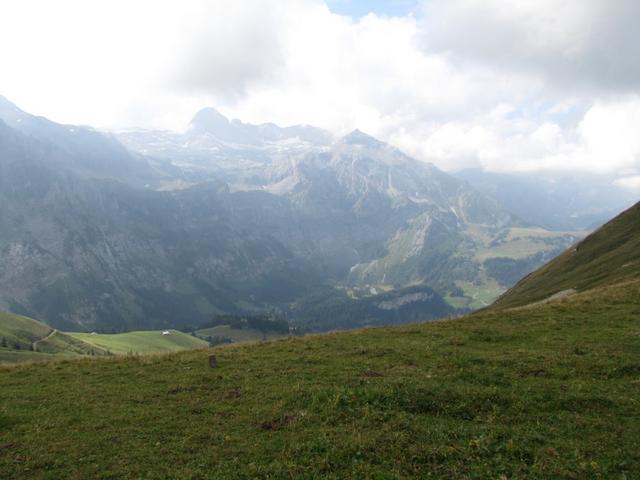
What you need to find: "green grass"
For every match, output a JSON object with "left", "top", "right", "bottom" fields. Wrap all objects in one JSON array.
[
  {"left": 443, "top": 295, "right": 469, "bottom": 309},
  {"left": 68, "top": 330, "right": 209, "bottom": 355},
  {"left": 0, "top": 311, "right": 52, "bottom": 348},
  {"left": 0, "top": 311, "right": 107, "bottom": 359},
  {"left": 476, "top": 237, "right": 555, "bottom": 261},
  {"left": 505, "top": 227, "right": 582, "bottom": 240},
  {"left": 34, "top": 330, "right": 109, "bottom": 356},
  {"left": 494, "top": 201, "right": 640, "bottom": 309},
  {"left": 0, "top": 350, "right": 65, "bottom": 364},
  {"left": 472, "top": 227, "right": 579, "bottom": 262},
  {"left": 0, "top": 310, "right": 210, "bottom": 363},
  {"left": 1, "top": 280, "right": 638, "bottom": 479},
  {"left": 195, "top": 325, "right": 287, "bottom": 344},
  {"left": 454, "top": 281, "right": 505, "bottom": 309}
]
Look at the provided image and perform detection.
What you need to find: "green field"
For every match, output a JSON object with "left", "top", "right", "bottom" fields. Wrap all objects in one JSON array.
[
  {"left": 0, "top": 349, "right": 64, "bottom": 364},
  {"left": 195, "top": 325, "right": 287, "bottom": 344},
  {"left": 68, "top": 330, "right": 209, "bottom": 355},
  {"left": 1, "top": 278, "right": 638, "bottom": 478},
  {"left": 452, "top": 281, "right": 505, "bottom": 309},
  {"left": 0, "top": 311, "right": 108, "bottom": 359},
  {"left": 0, "top": 311, "right": 211, "bottom": 363},
  {"left": 471, "top": 226, "right": 581, "bottom": 262}
]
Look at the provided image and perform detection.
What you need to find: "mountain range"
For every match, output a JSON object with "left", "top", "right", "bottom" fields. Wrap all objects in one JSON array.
[
  {"left": 455, "top": 168, "right": 635, "bottom": 231},
  {"left": 0, "top": 97, "right": 586, "bottom": 330}
]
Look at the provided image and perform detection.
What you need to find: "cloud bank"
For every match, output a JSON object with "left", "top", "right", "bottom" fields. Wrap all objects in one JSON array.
[{"left": 1, "top": 0, "right": 639, "bottom": 187}]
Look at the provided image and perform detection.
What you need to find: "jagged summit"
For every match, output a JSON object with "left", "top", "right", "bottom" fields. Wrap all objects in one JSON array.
[
  {"left": 189, "top": 107, "right": 231, "bottom": 133},
  {"left": 0, "top": 94, "right": 13, "bottom": 106},
  {"left": 341, "top": 129, "right": 385, "bottom": 147},
  {"left": 183, "top": 107, "right": 333, "bottom": 145},
  {"left": 0, "top": 95, "right": 29, "bottom": 125}
]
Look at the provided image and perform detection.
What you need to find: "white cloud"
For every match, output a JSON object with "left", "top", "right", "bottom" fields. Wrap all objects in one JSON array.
[
  {"left": 391, "top": 96, "right": 640, "bottom": 175},
  {"left": 0, "top": 0, "right": 639, "bottom": 184},
  {"left": 421, "top": 0, "right": 640, "bottom": 93},
  {"left": 614, "top": 175, "right": 640, "bottom": 193},
  {"left": 169, "top": 1, "right": 290, "bottom": 99}
]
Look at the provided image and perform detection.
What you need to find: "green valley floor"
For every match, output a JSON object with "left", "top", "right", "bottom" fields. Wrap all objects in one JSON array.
[{"left": 1, "top": 280, "right": 639, "bottom": 479}]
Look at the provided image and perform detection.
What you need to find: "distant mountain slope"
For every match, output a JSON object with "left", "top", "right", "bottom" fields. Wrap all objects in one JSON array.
[
  {"left": 289, "top": 285, "right": 456, "bottom": 331},
  {"left": 0, "top": 118, "right": 319, "bottom": 330},
  {"left": 0, "top": 96, "right": 155, "bottom": 185},
  {"left": 492, "top": 201, "right": 640, "bottom": 309},
  {"left": 455, "top": 168, "right": 634, "bottom": 231}
]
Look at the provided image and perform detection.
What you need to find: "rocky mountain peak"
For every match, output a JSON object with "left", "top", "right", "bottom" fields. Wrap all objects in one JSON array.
[
  {"left": 341, "top": 129, "right": 385, "bottom": 148},
  {"left": 0, "top": 95, "right": 31, "bottom": 127},
  {"left": 189, "top": 107, "right": 231, "bottom": 133}
]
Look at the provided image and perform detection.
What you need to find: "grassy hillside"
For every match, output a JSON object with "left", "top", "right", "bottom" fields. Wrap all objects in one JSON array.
[
  {"left": 68, "top": 330, "right": 209, "bottom": 355},
  {"left": 0, "top": 311, "right": 52, "bottom": 349},
  {"left": 0, "top": 311, "right": 107, "bottom": 362},
  {"left": 33, "top": 330, "right": 108, "bottom": 356},
  {"left": 0, "top": 350, "right": 62, "bottom": 364},
  {"left": 1, "top": 279, "right": 638, "bottom": 478},
  {"left": 1, "top": 311, "right": 209, "bottom": 363},
  {"left": 493, "top": 201, "right": 640, "bottom": 309}
]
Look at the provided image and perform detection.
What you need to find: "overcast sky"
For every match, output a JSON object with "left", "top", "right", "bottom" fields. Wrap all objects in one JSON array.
[{"left": 1, "top": 0, "right": 640, "bottom": 188}]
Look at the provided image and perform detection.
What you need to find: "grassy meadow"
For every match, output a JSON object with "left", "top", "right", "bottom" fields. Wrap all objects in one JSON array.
[
  {"left": 68, "top": 330, "right": 209, "bottom": 355},
  {"left": 0, "top": 313, "right": 210, "bottom": 363},
  {"left": 1, "top": 279, "right": 638, "bottom": 479}
]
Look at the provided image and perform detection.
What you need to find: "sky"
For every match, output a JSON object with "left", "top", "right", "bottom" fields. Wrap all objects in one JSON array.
[{"left": 1, "top": 0, "right": 640, "bottom": 188}]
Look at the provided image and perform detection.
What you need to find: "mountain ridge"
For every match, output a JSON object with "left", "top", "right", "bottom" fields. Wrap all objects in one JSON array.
[{"left": 492, "top": 200, "right": 640, "bottom": 309}]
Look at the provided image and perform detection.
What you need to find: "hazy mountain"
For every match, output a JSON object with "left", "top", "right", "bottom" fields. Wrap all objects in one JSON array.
[
  {"left": 189, "top": 107, "right": 333, "bottom": 145},
  {"left": 0, "top": 96, "right": 155, "bottom": 185},
  {"left": 0, "top": 115, "right": 318, "bottom": 330},
  {"left": 0, "top": 99, "right": 579, "bottom": 330},
  {"left": 455, "top": 168, "right": 635, "bottom": 231}
]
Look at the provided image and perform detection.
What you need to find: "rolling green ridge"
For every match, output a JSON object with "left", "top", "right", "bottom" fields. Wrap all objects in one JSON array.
[
  {"left": 68, "top": 330, "right": 209, "bottom": 355},
  {"left": 0, "top": 311, "right": 210, "bottom": 363},
  {"left": 1, "top": 279, "right": 638, "bottom": 478},
  {"left": 0, "top": 311, "right": 107, "bottom": 361},
  {"left": 493, "top": 201, "right": 640, "bottom": 309},
  {"left": 0, "top": 311, "right": 51, "bottom": 348}
]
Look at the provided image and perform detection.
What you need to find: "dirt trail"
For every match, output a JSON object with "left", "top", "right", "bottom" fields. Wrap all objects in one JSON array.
[
  {"left": 32, "top": 329, "right": 57, "bottom": 351},
  {"left": 530, "top": 288, "right": 577, "bottom": 307}
]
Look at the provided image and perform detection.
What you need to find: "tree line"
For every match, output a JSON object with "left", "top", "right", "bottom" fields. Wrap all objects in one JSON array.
[{"left": 187, "top": 313, "right": 292, "bottom": 334}]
